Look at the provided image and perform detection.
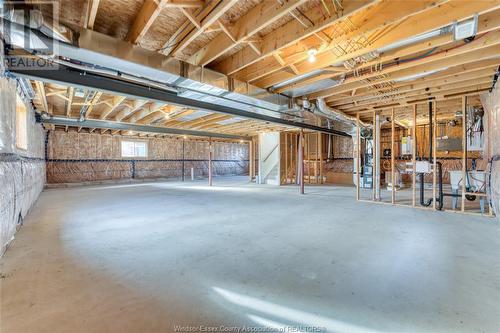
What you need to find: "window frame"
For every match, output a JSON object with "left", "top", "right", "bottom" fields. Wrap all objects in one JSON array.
[{"left": 120, "top": 139, "right": 148, "bottom": 159}]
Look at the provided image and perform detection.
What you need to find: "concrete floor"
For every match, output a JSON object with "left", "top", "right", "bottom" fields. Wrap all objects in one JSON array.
[{"left": 1, "top": 177, "right": 499, "bottom": 333}]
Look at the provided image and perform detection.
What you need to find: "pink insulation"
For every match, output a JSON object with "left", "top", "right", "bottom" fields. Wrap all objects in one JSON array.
[
  {"left": 46, "top": 131, "right": 249, "bottom": 184},
  {"left": 481, "top": 86, "right": 500, "bottom": 220}
]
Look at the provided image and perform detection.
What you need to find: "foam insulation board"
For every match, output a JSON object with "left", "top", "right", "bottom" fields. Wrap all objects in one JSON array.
[{"left": 0, "top": 78, "right": 46, "bottom": 255}]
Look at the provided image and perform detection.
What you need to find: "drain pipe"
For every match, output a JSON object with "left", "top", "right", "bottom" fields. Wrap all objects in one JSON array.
[
  {"left": 420, "top": 100, "right": 434, "bottom": 207},
  {"left": 419, "top": 100, "right": 445, "bottom": 209}
]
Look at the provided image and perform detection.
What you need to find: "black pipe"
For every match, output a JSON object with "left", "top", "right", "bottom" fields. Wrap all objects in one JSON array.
[
  {"left": 420, "top": 173, "right": 433, "bottom": 207},
  {"left": 418, "top": 99, "right": 477, "bottom": 210},
  {"left": 436, "top": 161, "right": 443, "bottom": 210},
  {"left": 420, "top": 100, "right": 434, "bottom": 207}
]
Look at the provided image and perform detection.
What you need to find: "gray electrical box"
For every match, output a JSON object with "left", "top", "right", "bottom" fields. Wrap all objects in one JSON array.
[{"left": 436, "top": 138, "right": 462, "bottom": 151}]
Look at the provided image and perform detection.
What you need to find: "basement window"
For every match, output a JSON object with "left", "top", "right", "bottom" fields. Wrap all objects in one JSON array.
[
  {"left": 16, "top": 95, "right": 28, "bottom": 150},
  {"left": 121, "top": 140, "right": 148, "bottom": 158}
]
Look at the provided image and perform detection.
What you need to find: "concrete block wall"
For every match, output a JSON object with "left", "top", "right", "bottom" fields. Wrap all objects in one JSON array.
[
  {"left": 0, "top": 78, "right": 46, "bottom": 255},
  {"left": 46, "top": 130, "right": 249, "bottom": 184}
]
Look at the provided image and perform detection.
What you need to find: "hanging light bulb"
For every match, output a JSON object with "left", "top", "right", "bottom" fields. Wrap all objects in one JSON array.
[{"left": 307, "top": 48, "right": 318, "bottom": 63}]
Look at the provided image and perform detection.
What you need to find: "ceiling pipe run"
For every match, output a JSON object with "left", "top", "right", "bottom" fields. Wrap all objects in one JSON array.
[{"left": 271, "top": 26, "right": 451, "bottom": 95}]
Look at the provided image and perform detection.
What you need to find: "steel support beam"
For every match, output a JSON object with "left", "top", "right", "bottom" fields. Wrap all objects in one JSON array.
[{"left": 10, "top": 66, "right": 351, "bottom": 137}]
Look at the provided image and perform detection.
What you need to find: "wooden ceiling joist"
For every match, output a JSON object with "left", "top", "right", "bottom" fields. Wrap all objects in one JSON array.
[
  {"left": 163, "top": 109, "right": 197, "bottom": 125},
  {"left": 212, "top": 0, "right": 376, "bottom": 76},
  {"left": 126, "top": 103, "right": 166, "bottom": 123},
  {"left": 329, "top": 66, "right": 499, "bottom": 108},
  {"left": 127, "top": 0, "right": 165, "bottom": 44},
  {"left": 84, "top": 92, "right": 104, "bottom": 118},
  {"left": 161, "top": 0, "right": 223, "bottom": 56},
  {"left": 338, "top": 81, "right": 493, "bottom": 112},
  {"left": 326, "top": 58, "right": 500, "bottom": 104},
  {"left": 28, "top": 1, "right": 500, "bottom": 137},
  {"left": 65, "top": 87, "right": 74, "bottom": 117},
  {"left": 309, "top": 38, "right": 500, "bottom": 100},
  {"left": 252, "top": 0, "right": 500, "bottom": 89},
  {"left": 84, "top": 0, "right": 101, "bottom": 30},
  {"left": 274, "top": 8, "right": 500, "bottom": 94},
  {"left": 114, "top": 100, "right": 148, "bottom": 121},
  {"left": 248, "top": 0, "right": 448, "bottom": 86},
  {"left": 168, "top": 0, "right": 238, "bottom": 57},
  {"left": 35, "top": 81, "right": 49, "bottom": 114},
  {"left": 99, "top": 96, "right": 127, "bottom": 120},
  {"left": 189, "top": 0, "right": 309, "bottom": 66}
]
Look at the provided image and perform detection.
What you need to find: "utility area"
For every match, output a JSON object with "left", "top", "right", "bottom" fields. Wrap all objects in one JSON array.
[{"left": 1, "top": 1, "right": 500, "bottom": 332}]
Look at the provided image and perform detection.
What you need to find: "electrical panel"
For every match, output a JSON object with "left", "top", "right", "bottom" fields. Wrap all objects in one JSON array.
[
  {"left": 416, "top": 161, "right": 432, "bottom": 173},
  {"left": 437, "top": 137, "right": 462, "bottom": 151},
  {"left": 401, "top": 136, "right": 412, "bottom": 155}
]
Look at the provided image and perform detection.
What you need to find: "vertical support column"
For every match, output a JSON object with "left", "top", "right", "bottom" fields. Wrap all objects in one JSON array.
[
  {"left": 319, "top": 132, "right": 323, "bottom": 184},
  {"left": 432, "top": 101, "right": 437, "bottom": 210},
  {"left": 248, "top": 138, "right": 253, "bottom": 182},
  {"left": 182, "top": 138, "right": 185, "bottom": 182},
  {"left": 208, "top": 138, "right": 213, "bottom": 186},
  {"left": 461, "top": 96, "right": 467, "bottom": 212},
  {"left": 315, "top": 132, "right": 319, "bottom": 184},
  {"left": 356, "top": 114, "right": 361, "bottom": 201},
  {"left": 252, "top": 138, "right": 257, "bottom": 181},
  {"left": 391, "top": 108, "right": 395, "bottom": 205},
  {"left": 412, "top": 104, "right": 417, "bottom": 208},
  {"left": 299, "top": 130, "right": 305, "bottom": 194},
  {"left": 285, "top": 133, "right": 288, "bottom": 184},
  {"left": 372, "top": 111, "right": 377, "bottom": 201},
  {"left": 292, "top": 133, "right": 295, "bottom": 184},
  {"left": 375, "top": 114, "right": 381, "bottom": 201},
  {"left": 305, "top": 134, "right": 309, "bottom": 184}
]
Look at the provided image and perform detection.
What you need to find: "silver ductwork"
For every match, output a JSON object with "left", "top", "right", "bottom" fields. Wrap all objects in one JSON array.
[
  {"left": 1, "top": 8, "right": 352, "bottom": 136},
  {"left": 0, "top": 3, "right": 73, "bottom": 43},
  {"left": 316, "top": 98, "right": 371, "bottom": 133}
]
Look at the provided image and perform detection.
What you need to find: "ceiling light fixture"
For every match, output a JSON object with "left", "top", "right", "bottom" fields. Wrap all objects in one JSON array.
[{"left": 307, "top": 48, "right": 318, "bottom": 63}]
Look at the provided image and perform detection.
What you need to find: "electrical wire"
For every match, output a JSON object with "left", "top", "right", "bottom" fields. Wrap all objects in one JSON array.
[{"left": 344, "top": 32, "right": 490, "bottom": 81}]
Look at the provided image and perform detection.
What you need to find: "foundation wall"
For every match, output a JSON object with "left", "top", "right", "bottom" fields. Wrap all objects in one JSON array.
[
  {"left": 0, "top": 79, "right": 46, "bottom": 255},
  {"left": 480, "top": 85, "right": 500, "bottom": 220},
  {"left": 46, "top": 130, "right": 249, "bottom": 184}
]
